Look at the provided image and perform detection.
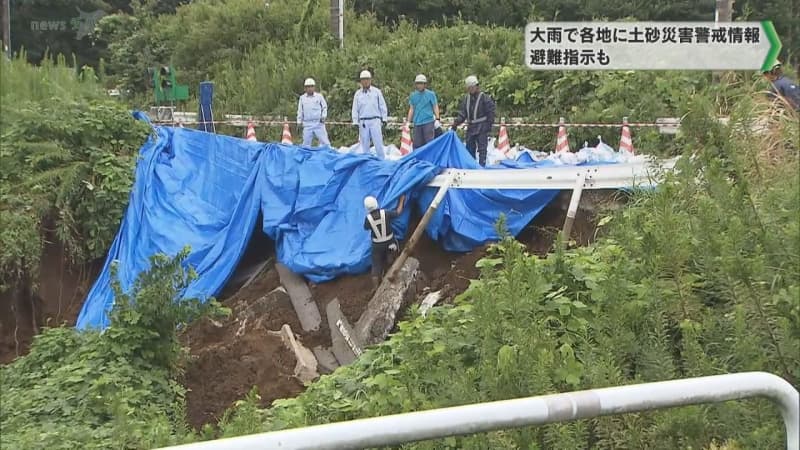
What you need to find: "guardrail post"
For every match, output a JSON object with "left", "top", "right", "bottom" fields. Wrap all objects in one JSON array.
[{"left": 562, "top": 172, "right": 586, "bottom": 241}]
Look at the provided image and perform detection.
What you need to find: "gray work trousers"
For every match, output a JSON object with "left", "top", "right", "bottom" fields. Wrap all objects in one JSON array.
[{"left": 412, "top": 122, "right": 436, "bottom": 149}]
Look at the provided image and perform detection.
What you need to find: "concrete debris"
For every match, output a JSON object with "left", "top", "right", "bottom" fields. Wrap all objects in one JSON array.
[
  {"left": 355, "top": 257, "right": 420, "bottom": 346},
  {"left": 312, "top": 346, "right": 340, "bottom": 374},
  {"left": 419, "top": 290, "right": 442, "bottom": 317},
  {"left": 275, "top": 263, "right": 321, "bottom": 332},
  {"left": 269, "top": 324, "right": 319, "bottom": 383},
  {"left": 326, "top": 298, "right": 362, "bottom": 366}
]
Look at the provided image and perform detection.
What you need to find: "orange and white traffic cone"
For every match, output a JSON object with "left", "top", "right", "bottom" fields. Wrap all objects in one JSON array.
[
  {"left": 281, "top": 121, "right": 293, "bottom": 144},
  {"left": 619, "top": 117, "right": 634, "bottom": 154},
  {"left": 399, "top": 122, "right": 413, "bottom": 155},
  {"left": 555, "top": 117, "right": 570, "bottom": 153},
  {"left": 245, "top": 121, "right": 257, "bottom": 141},
  {"left": 496, "top": 119, "right": 510, "bottom": 157}
]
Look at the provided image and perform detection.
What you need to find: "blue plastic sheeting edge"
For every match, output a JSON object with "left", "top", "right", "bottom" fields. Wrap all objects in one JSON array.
[{"left": 76, "top": 126, "right": 604, "bottom": 330}]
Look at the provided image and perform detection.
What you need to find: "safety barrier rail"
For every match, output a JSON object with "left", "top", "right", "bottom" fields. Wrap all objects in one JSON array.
[
  {"left": 426, "top": 157, "right": 678, "bottom": 190},
  {"left": 150, "top": 110, "right": 685, "bottom": 134},
  {"left": 155, "top": 372, "right": 798, "bottom": 450}
]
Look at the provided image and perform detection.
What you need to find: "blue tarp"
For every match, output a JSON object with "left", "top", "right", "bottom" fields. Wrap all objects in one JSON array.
[
  {"left": 410, "top": 133, "right": 559, "bottom": 251},
  {"left": 76, "top": 126, "right": 561, "bottom": 329}
]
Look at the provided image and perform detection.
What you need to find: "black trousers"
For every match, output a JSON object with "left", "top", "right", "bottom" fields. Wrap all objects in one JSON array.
[
  {"left": 412, "top": 122, "right": 435, "bottom": 149},
  {"left": 370, "top": 240, "right": 397, "bottom": 278},
  {"left": 466, "top": 132, "right": 489, "bottom": 166}
]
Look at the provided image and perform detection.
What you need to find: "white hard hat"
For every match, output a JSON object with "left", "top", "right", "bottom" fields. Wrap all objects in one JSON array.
[
  {"left": 304, "top": 78, "right": 316, "bottom": 86},
  {"left": 762, "top": 60, "right": 782, "bottom": 73},
  {"left": 465, "top": 75, "right": 479, "bottom": 87},
  {"left": 414, "top": 74, "right": 427, "bottom": 84},
  {"left": 364, "top": 196, "right": 378, "bottom": 211},
  {"left": 359, "top": 70, "right": 372, "bottom": 80}
]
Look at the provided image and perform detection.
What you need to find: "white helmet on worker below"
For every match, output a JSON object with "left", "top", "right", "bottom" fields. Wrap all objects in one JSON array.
[
  {"left": 359, "top": 70, "right": 372, "bottom": 79},
  {"left": 465, "top": 75, "right": 479, "bottom": 87},
  {"left": 364, "top": 196, "right": 378, "bottom": 211},
  {"left": 304, "top": 78, "right": 316, "bottom": 86},
  {"left": 414, "top": 74, "right": 427, "bottom": 84}
]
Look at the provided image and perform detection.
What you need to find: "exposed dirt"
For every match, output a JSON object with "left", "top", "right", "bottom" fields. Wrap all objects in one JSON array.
[
  {"left": 179, "top": 190, "right": 613, "bottom": 429},
  {"left": 183, "top": 323, "right": 302, "bottom": 429},
  {"left": 0, "top": 239, "right": 100, "bottom": 364}
]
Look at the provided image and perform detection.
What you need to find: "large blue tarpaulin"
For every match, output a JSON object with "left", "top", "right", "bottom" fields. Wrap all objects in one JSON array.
[{"left": 76, "top": 125, "right": 560, "bottom": 329}]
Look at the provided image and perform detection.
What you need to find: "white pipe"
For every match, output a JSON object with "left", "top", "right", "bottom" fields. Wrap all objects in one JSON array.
[{"left": 156, "top": 372, "right": 799, "bottom": 450}]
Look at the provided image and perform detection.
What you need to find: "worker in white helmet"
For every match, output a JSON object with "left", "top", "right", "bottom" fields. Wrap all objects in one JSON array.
[
  {"left": 405, "top": 74, "right": 441, "bottom": 149},
  {"left": 297, "top": 78, "right": 331, "bottom": 147},
  {"left": 451, "top": 75, "right": 496, "bottom": 166},
  {"left": 352, "top": 69, "right": 389, "bottom": 159},
  {"left": 363, "top": 194, "right": 406, "bottom": 287},
  {"left": 762, "top": 61, "right": 800, "bottom": 111}
]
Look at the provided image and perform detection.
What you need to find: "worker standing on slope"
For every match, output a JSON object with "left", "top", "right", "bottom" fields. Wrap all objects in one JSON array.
[
  {"left": 363, "top": 195, "right": 406, "bottom": 288},
  {"left": 297, "top": 78, "right": 331, "bottom": 146},
  {"left": 405, "top": 74, "right": 441, "bottom": 149},
  {"left": 762, "top": 61, "right": 800, "bottom": 111},
  {"left": 352, "top": 70, "right": 389, "bottom": 159},
  {"left": 451, "top": 75, "right": 496, "bottom": 166}
]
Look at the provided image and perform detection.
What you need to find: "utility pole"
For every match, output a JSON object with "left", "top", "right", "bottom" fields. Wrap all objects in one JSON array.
[
  {"left": 1, "top": 0, "right": 10, "bottom": 58},
  {"left": 713, "top": 0, "right": 734, "bottom": 83},
  {"left": 330, "top": 0, "right": 343, "bottom": 48}
]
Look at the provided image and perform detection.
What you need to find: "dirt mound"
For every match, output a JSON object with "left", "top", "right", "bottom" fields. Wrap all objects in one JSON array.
[
  {"left": 181, "top": 266, "right": 307, "bottom": 429},
  {"left": 183, "top": 325, "right": 302, "bottom": 429}
]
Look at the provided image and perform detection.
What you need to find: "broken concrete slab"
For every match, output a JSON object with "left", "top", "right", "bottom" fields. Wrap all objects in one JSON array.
[
  {"left": 419, "top": 290, "right": 442, "bottom": 317},
  {"left": 326, "top": 298, "right": 362, "bottom": 366},
  {"left": 312, "top": 346, "right": 340, "bottom": 374},
  {"left": 275, "top": 263, "right": 321, "bottom": 332},
  {"left": 355, "top": 257, "right": 420, "bottom": 347},
  {"left": 268, "top": 324, "right": 319, "bottom": 383},
  {"left": 236, "top": 286, "right": 290, "bottom": 330}
]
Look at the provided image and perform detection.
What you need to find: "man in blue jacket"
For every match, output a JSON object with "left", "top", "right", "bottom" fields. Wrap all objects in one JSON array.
[
  {"left": 762, "top": 61, "right": 800, "bottom": 111},
  {"left": 451, "top": 75, "right": 496, "bottom": 166},
  {"left": 406, "top": 74, "right": 441, "bottom": 149}
]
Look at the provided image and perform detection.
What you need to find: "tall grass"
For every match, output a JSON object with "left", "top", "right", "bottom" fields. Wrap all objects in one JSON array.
[{"left": 1, "top": 52, "right": 103, "bottom": 104}]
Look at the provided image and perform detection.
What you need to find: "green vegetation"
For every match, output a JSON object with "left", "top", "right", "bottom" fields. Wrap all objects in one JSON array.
[
  {"left": 217, "top": 98, "right": 798, "bottom": 448},
  {"left": 0, "top": 249, "right": 228, "bottom": 449},
  {"left": 1, "top": 0, "right": 798, "bottom": 448},
  {"left": 0, "top": 55, "right": 149, "bottom": 291}
]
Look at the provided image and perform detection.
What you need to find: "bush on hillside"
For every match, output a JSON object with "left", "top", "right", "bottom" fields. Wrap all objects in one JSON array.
[
  {"left": 0, "top": 55, "right": 149, "bottom": 291},
  {"left": 0, "top": 249, "right": 228, "bottom": 450}
]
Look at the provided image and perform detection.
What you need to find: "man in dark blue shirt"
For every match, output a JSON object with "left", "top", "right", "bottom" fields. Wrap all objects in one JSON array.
[
  {"left": 452, "top": 75, "right": 496, "bottom": 166},
  {"left": 762, "top": 62, "right": 800, "bottom": 111}
]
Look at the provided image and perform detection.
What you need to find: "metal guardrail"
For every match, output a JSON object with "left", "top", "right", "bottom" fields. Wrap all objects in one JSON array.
[
  {"left": 157, "top": 372, "right": 799, "bottom": 450},
  {"left": 426, "top": 158, "right": 678, "bottom": 190}
]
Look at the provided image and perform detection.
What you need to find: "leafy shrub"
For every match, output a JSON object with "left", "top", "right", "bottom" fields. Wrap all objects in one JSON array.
[
  {"left": 0, "top": 248, "right": 228, "bottom": 450},
  {"left": 0, "top": 55, "right": 150, "bottom": 291}
]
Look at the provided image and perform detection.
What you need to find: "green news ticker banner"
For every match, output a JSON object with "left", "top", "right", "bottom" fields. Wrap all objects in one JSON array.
[{"left": 524, "top": 21, "right": 781, "bottom": 71}]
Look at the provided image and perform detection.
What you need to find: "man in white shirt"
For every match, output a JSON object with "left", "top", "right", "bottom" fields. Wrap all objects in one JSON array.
[
  {"left": 351, "top": 70, "right": 389, "bottom": 159},
  {"left": 297, "top": 78, "right": 330, "bottom": 147}
]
